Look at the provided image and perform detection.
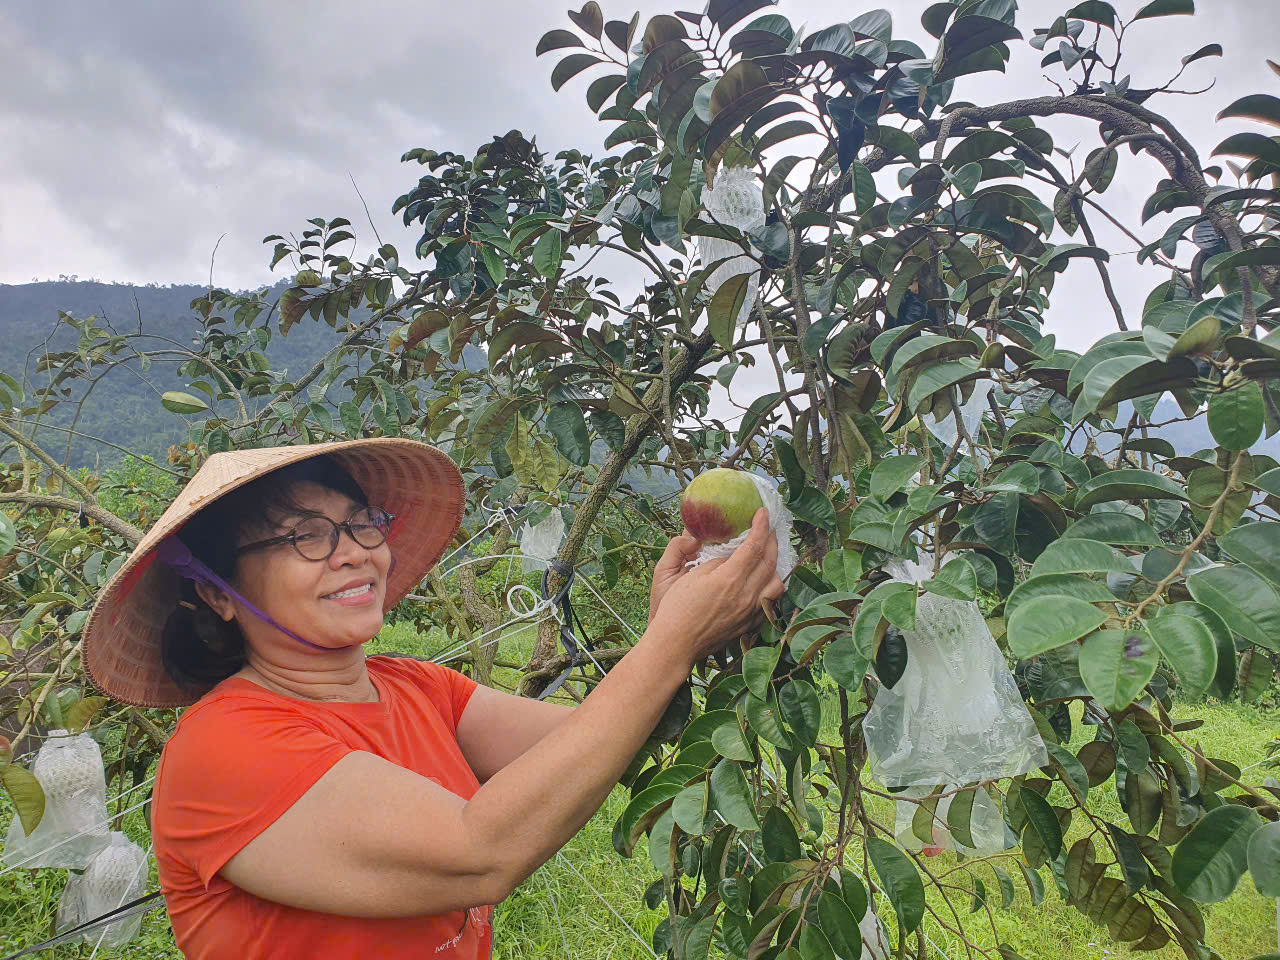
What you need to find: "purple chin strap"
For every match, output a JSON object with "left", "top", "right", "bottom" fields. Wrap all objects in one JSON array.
[{"left": 155, "top": 535, "right": 359, "bottom": 652}]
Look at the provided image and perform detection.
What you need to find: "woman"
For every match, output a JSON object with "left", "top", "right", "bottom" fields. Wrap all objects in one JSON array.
[{"left": 81, "top": 437, "right": 785, "bottom": 958}]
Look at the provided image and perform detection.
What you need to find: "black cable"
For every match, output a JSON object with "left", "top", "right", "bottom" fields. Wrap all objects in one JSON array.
[{"left": 2, "top": 891, "right": 165, "bottom": 960}]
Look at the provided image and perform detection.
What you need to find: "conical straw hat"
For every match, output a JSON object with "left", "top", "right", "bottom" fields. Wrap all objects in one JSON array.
[{"left": 82, "top": 438, "right": 465, "bottom": 708}]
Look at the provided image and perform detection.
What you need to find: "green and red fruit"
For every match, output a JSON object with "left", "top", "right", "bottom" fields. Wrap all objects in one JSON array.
[{"left": 680, "top": 468, "right": 765, "bottom": 544}]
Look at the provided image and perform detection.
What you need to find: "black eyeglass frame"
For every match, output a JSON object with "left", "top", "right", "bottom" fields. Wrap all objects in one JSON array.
[{"left": 234, "top": 506, "right": 396, "bottom": 562}]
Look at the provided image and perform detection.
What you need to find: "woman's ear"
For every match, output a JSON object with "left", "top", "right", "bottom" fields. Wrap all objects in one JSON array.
[{"left": 194, "top": 581, "right": 237, "bottom": 622}]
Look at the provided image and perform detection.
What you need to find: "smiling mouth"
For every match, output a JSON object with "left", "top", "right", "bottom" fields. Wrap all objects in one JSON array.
[{"left": 325, "top": 584, "right": 373, "bottom": 600}]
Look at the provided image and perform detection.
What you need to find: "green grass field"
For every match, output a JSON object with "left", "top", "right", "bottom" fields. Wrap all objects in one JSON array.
[{"left": 1, "top": 612, "right": 1275, "bottom": 958}]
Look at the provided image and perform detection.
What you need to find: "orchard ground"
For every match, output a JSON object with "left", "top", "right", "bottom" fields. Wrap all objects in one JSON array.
[{"left": 1, "top": 575, "right": 1274, "bottom": 959}]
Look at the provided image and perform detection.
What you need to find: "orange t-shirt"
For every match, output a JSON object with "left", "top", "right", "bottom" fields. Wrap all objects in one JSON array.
[{"left": 152, "top": 655, "right": 493, "bottom": 959}]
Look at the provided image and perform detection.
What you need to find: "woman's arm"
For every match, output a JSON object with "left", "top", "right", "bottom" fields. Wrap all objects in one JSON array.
[
  {"left": 218, "top": 511, "right": 784, "bottom": 920},
  {"left": 456, "top": 531, "right": 702, "bottom": 782},
  {"left": 455, "top": 687, "right": 572, "bottom": 782}
]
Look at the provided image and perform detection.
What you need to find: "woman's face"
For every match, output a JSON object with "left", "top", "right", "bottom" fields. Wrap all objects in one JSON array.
[{"left": 225, "top": 481, "right": 392, "bottom": 651}]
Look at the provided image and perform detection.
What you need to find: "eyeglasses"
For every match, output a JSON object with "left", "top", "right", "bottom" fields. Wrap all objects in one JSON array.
[{"left": 235, "top": 506, "right": 395, "bottom": 562}]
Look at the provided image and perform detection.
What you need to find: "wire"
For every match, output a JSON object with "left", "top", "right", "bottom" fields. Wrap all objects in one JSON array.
[
  {"left": 0, "top": 788, "right": 154, "bottom": 879},
  {"left": 555, "top": 852, "right": 660, "bottom": 959}
]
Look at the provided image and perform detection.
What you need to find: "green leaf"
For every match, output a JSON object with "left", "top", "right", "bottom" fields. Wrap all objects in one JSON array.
[
  {"left": 947, "top": 788, "right": 977, "bottom": 849},
  {"left": 63, "top": 696, "right": 108, "bottom": 733},
  {"left": 778, "top": 679, "right": 821, "bottom": 746},
  {"left": 823, "top": 634, "right": 870, "bottom": 691},
  {"left": 974, "top": 491, "right": 1019, "bottom": 554},
  {"left": 1248, "top": 821, "right": 1280, "bottom": 896},
  {"left": 1133, "top": 0, "right": 1194, "bottom": 21},
  {"left": 979, "top": 461, "right": 1041, "bottom": 495},
  {"left": 707, "top": 272, "right": 753, "bottom": 353},
  {"left": 546, "top": 402, "right": 590, "bottom": 466},
  {"left": 551, "top": 53, "right": 604, "bottom": 91},
  {"left": 1074, "top": 469, "right": 1188, "bottom": 511},
  {"left": 712, "top": 720, "right": 755, "bottom": 762},
  {"left": 822, "top": 549, "right": 863, "bottom": 590},
  {"left": 1008, "top": 595, "right": 1107, "bottom": 659},
  {"left": 1187, "top": 565, "right": 1280, "bottom": 653},
  {"left": 869, "top": 454, "right": 923, "bottom": 503},
  {"left": 1172, "top": 805, "right": 1262, "bottom": 903},
  {"left": 762, "top": 806, "right": 801, "bottom": 861},
  {"left": 1217, "top": 93, "right": 1280, "bottom": 128},
  {"left": 1019, "top": 785, "right": 1063, "bottom": 860},
  {"left": 537, "top": 29, "right": 584, "bottom": 56},
  {"left": 1149, "top": 613, "right": 1217, "bottom": 698},
  {"left": 1080, "top": 628, "right": 1159, "bottom": 711},
  {"left": 709, "top": 759, "right": 761, "bottom": 831},
  {"left": 743, "top": 644, "right": 781, "bottom": 700},
  {"left": 0, "top": 513, "right": 15, "bottom": 557},
  {"left": 817, "top": 891, "right": 863, "bottom": 958},
  {"left": 532, "top": 229, "right": 564, "bottom": 278},
  {"left": 867, "top": 836, "right": 925, "bottom": 933},
  {"left": 1046, "top": 742, "right": 1091, "bottom": 802},
  {"left": 1029, "top": 538, "right": 1134, "bottom": 578},
  {"left": 0, "top": 764, "right": 45, "bottom": 835},
  {"left": 923, "top": 556, "right": 978, "bottom": 601},
  {"left": 1218, "top": 522, "right": 1280, "bottom": 591},
  {"left": 1006, "top": 573, "right": 1116, "bottom": 618},
  {"left": 1061, "top": 513, "right": 1161, "bottom": 547},
  {"left": 1208, "top": 382, "right": 1264, "bottom": 451},
  {"left": 672, "top": 782, "right": 710, "bottom": 834},
  {"left": 161, "top": 391, "right": 209, "bottom": 415}
]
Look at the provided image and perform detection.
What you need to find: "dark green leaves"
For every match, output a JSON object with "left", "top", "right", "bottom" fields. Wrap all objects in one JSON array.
[
  {"left": 1208, "top": 382, "right": 1264, "bottom": 451},
  {"left": 1219, "top": 522, "right": 1280, "bottom": 588},
  {"left": 1019, "top": 785, "right": 1063, "bottom": 859},
  {"left": 161, "top": 391, "right": 210, "bottom": 415},
  {"left": 1080, "top": 628, "right": 1159, "bottom": 711},
  {"left": 533, "top": 229, "right": 564, "bottom": 277},
  {"left": 1133, "top": 0, "right": 1194, "bottom": 21},
  {"left": 1248, "top": 821, "right": 1280, "bottom": 896},
  {"left": 1008, "top": 596, "right": 1107, "bottom": 658},
  {"left": 1150, "top": 613, "right": 1217, "bottom": 698},
  {"left": 547, "top": 402, "right": 590, "bottom": 466},
  {"left": 709, "top": 759, "right": 760, "bottom": 830},
  {"left": 551, "top": 53, "right": 605, "bottom": 91},
  {"left": 1187, "top": 565, "right": 1280, "bottom": 653},
  {"left": 1172, "top": 805, "right": 1262, "bottom": 903},
  {"left": 817, "top": 892, "right": 863, "bottom": 958},
  {"left": 870, "top": 454, "right": 923, "bottom": 502},
  {"left": 867, "top": 836, "right": 925, "bottom": 933},
  {"left": 708, "top": 273, "right": 753, "bottom": 352}
]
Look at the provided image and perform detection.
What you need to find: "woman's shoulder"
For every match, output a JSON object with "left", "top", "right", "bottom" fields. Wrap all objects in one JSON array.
[{"left": 366, "top": 653, "right": 454, "bottom": 689}]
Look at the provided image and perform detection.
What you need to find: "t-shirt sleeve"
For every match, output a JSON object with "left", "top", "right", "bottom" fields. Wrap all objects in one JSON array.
[
  {"left": 153, "top": 697, "right": 351, "bottom": 889},
  {"left": 418, "top": 661, "right": 479, "bottom": 729}
]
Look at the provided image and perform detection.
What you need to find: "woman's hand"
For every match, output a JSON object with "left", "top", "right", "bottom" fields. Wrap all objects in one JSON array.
[
  {"left": 648, "top": 508, "right": 786, "bottom": 667},
  {"left": 648, "top": 530, "right": 701, "bottom": 625}
]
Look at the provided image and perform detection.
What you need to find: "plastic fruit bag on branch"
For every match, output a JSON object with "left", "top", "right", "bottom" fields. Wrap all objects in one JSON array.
[
  {"left": 519, "top": 506, "right": 565, "bottom": 575},
  {"left": 699, "top": 165, "right": 764, "bottom": 335},
  {"left": 863, "top": 555, "right": 1046, "bottom": 791},
  {"left": 891, "top": 783, "right": 1014, "bottom": 858},
  {"left": 680, "top": 469, "right": 797, "bottom": 581},
  {"left": 56, "top": 831, "right": 148, "bottom": 950},
  {"left": 922, "top": 378, "right": 992, "bottom": 462},
  {"left": 3, "top": 729, "right": 110, "bottom": 869}
]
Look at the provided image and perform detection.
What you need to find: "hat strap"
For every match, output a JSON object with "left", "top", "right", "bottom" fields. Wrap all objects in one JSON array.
[{"left": 155, "top": 536, "right": 359, "bottom": 653}]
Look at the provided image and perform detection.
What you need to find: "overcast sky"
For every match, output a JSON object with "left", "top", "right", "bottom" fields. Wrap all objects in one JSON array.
[{"left": 1, "top": 0, "right": 1276, "bottom": 364}]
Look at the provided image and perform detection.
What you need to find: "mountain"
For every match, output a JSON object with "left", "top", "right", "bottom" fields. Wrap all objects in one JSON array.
[{"left": 0, "top": 280, "right": 382, "bottom": 468}]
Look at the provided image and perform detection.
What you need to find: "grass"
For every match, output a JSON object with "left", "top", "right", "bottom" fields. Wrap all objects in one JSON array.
[{"left": 1, "top": 596, "right": 1276, "bottom": 958}]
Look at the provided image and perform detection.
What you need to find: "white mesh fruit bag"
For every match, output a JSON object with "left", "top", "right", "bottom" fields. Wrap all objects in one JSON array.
[
  {"left": 685, "top": 473, "right": 798, "bottom": 582},
  {"left": 699, "top": 165, "right": 764, "bottom": 334},
  {"left": 57, "top": 831, "right": 147, "bottom": 950},
  {"left": 863, "top": 556, "right": 1046, "bottom": 789},
  {"left": 3, "top": 729, "right": 110, "bottom": 869}
]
